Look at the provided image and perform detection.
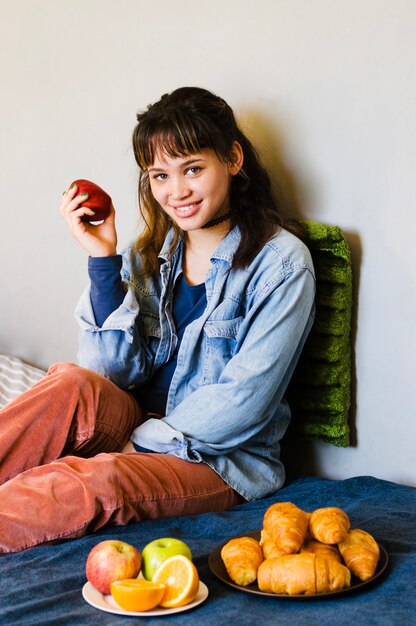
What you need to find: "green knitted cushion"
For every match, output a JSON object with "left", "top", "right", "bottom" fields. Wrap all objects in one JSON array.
[{"left": 287, "top": 220, "right": 353, "bottom": 447}]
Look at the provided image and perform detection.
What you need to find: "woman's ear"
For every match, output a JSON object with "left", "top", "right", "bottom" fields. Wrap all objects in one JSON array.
[{"left": 229, "top": 141, "right": 244, "bottom": 176}]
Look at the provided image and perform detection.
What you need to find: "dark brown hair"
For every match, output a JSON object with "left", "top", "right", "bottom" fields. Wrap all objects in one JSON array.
[{"left": 132, "top": 86, "right": 290, "bottom": 274}]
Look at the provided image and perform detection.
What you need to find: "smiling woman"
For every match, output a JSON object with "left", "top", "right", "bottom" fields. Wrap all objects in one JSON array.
[
  {"left": 0, "top": 86, "right": 315, "bottom": 554},
  {"left": 148, "top": 146, "right": 243, "bottom": 230},
  {"left": 147, "top": 146, "right": 243, "bottom": 284}
]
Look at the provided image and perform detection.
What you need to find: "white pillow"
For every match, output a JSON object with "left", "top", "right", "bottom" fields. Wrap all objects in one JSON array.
[{"left": 0, "top": 354, "right": 46, "bottom": 409}]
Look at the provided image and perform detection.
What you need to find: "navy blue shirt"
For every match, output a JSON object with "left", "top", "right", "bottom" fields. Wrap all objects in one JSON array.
[
  {"left": 88, "top": 255, "right": 124, "bottom": 325},
  {"left": 88, "top": 255, "right": 207, "bottom": 415}
]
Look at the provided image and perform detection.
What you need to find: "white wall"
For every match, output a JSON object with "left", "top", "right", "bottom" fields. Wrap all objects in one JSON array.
[{"left": 1, "top": 0, "right": 415, "bottom": 486}]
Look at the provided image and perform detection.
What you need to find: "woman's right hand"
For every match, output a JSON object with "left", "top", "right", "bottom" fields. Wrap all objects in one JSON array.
[{"left": 60, "top": 183, "right": 118, "bottom": 257}]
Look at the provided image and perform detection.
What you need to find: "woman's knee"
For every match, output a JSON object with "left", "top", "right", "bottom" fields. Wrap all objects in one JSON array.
[{"left": 47, "top": 362, "right": 105, "bottom": 390}]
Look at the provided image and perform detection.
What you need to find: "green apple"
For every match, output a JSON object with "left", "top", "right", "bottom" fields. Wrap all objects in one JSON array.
[{"left": 141, "top": 537, "right": 192, "bottom": 580}]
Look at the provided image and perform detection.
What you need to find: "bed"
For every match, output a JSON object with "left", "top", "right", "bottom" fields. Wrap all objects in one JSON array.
[
  {"left": 1, "top": 474, "right": 415, "bottom": 625},
  {"left": 1, "top": 222, "right": 414, "bottom": 624}
]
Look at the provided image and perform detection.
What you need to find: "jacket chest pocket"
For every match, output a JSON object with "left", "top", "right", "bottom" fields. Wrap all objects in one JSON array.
[
  {"left": 139, "top": 313, "right": 161, "bottom": 353},
  {"left": 202, "top": 317, "right": 243, "bottom": 384}
]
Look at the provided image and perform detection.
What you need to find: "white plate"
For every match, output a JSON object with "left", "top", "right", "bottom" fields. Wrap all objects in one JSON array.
[{"left": 82, "top": 580, "right": 209, "bottom": 617}]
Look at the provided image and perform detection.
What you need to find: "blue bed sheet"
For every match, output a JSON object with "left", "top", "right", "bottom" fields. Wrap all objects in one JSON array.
[{"left": 0, "top": 475, "right": 414, "bottom": 625}]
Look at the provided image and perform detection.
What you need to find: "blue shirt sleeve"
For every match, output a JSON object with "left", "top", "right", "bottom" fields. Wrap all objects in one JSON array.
[{"left": 88, "top": 255, "right": 125, "bottom": 327}]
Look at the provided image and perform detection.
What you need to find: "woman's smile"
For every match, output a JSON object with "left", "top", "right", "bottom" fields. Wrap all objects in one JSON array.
[{"left": 171, "top": 200, "right": 203, "bottom": 216}]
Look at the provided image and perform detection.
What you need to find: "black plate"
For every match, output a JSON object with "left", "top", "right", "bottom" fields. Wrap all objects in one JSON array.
[{"left": 209, "top": 530, "right": 388, "bottom": 599}]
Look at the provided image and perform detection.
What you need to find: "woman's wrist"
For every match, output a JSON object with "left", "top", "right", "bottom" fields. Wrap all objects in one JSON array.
[{"left": 89, "top": 248, "right": 118, "bottom": 258}]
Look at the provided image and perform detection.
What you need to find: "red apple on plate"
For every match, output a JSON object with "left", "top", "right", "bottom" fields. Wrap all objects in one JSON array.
[
  {"left": 70, "top": 179, "right": 112, "bottom": 222},
  {"left": 86, "top": 539, "right": 141, "bottom": 595},
  {"left": 141, "top": 537, "right": 192, "bottom": 581}
]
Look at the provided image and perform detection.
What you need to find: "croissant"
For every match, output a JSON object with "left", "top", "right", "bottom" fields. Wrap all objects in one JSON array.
[
  {"left": 257, "top": 553, "right": 351, "bottom": 595},
  {"left": 263, "top": 502, "right": 309, "bottom": 554},
  {"left": 259, "top": 529, "right": 286, "bottom": 560},
  {"left": 221, "top": 536, "right": 263, "bottom": 586},
  {"left": 309, "top": 507, "right": 350, "bottom": 544},
  {"left": 338, "top": 529, "right": 380, "bottom": 581},
  {"left": 300, "top": 538, "right": 342, "bottom": 563}
]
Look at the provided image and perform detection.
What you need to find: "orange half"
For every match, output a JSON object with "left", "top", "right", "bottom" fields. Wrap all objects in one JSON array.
[
  {"left": 110, "top": 579, "right": 166, "bottom": 612},
  {"left": 152, "top": 554, "right": 199, "bottom": 608}
]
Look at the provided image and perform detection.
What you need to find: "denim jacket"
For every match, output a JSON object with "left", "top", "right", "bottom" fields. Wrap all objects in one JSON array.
[{"left": 75, "top": 226, "right": 315, "bottom": 501}]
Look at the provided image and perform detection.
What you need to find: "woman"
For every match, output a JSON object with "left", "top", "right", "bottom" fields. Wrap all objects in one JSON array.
[{"left": 0, "top": 87, "right": 315, "bottom": 553}]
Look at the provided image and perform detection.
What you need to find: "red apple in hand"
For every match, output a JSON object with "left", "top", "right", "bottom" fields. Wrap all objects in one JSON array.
[
  {"left": 86, "top": 540, "right": 141, "bottom": 595},
  {"left": 71, "top": 179, "right": 112, "bottom": 222}
]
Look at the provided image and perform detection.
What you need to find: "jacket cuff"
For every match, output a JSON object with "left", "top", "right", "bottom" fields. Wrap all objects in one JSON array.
[
  {"left": 75, "top": 285, "right": 140, "bottom": 341},
  {"left": 130, "top": 418, "right": 201, "bottom": 462}
]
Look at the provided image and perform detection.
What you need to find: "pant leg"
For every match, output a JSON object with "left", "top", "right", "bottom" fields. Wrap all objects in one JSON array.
[
  {"left": 0, "top": 362, "right": 143, "bottom": 484},
  {"left": 0, "top": 451, "right": 244, "bottom": 554}
]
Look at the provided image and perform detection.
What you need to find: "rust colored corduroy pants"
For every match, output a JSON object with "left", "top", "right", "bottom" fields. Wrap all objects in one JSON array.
[{"left": 0, "top": 362, "right": 242, "bottom": 554}]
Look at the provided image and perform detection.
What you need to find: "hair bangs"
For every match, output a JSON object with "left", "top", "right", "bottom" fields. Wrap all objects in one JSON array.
[{"left": 134, "top": 112, "right": 224, "bottom": 171}]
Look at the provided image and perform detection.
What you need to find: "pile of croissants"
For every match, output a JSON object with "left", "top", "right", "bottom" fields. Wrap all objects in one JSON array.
[{"left": 220, "top": 502, "right": 380, "bottom": 595}]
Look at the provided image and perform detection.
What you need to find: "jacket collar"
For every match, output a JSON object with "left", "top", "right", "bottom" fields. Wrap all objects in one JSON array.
[{"left": 158, "top": 227, "right": 241, "bottom": 266}]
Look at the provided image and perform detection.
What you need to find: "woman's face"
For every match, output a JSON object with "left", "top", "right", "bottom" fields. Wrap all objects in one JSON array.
[{"left": 148, "top": 144, "right": 242, "bottom": 232}]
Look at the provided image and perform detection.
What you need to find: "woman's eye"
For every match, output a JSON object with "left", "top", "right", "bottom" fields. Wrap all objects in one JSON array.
[
  {"left": 186, "top": 166, "right": 201, "bottom": 175},
  {"left": 153, "top": 173, "right": 167, "bottom": 181}
]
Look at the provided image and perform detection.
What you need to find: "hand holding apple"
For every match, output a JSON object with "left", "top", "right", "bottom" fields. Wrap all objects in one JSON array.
[
  {"left": 61, "top": 178, "right": 117, "bottom": 257},
  {"left": 86, "top": 540, "right": 141, "bottom": 595},
  {"left": 71, "top": 179, "right": 112, "bottom": 222},
  {"left": 141, "top": 538, "right": 192, "bottom": 581}
]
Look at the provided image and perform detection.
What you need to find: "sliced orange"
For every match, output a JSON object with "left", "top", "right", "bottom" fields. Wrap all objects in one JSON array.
[
  {"left": 152, "top": 554, "right": 200, "bottom": 608},
  {"left": 110, "top": 579, "right": 166, "bottom": 612}
]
